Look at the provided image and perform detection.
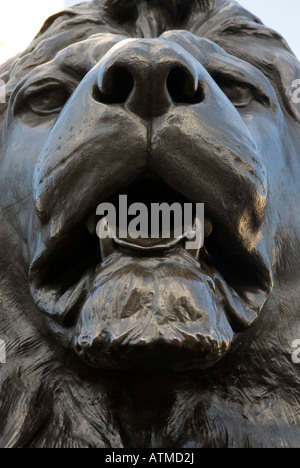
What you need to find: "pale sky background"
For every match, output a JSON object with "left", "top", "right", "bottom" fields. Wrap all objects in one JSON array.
[{"left": 0, "top": 0, "right": 299, "bottom": 64}]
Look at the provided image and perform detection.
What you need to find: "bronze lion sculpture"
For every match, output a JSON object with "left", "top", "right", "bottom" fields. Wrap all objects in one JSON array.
[{"left": 0, "top": 0, "right": 300, "bottom": 448}]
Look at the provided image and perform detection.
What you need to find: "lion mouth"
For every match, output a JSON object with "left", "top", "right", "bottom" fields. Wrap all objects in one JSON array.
[
  {"left": 84, "top": 176, "right": 212, "bottom": 257},
  {"left": 29, "top": 174, "right": 272, "bottom": 371}
]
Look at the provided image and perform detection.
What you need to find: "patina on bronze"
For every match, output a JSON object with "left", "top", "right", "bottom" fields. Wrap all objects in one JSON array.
[{"left": 0, "top": 0, "right": 300, "bottom": 448}]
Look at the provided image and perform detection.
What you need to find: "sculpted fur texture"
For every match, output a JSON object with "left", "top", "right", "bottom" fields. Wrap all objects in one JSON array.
[{"left": 0, "top": 0, "right": 300, "bottom": 448}]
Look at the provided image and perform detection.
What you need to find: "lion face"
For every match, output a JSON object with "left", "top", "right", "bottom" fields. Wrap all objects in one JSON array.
[{"left": 0, "top": 1, "right": 297, "bottom": 373}]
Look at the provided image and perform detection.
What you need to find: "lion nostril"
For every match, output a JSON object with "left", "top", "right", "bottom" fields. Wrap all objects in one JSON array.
[
  {"left": 167, "top": 67, "right": 204, "bottom": 105},
  {"left": 94, "top": 65, "right": 134, "bottom": 105}
]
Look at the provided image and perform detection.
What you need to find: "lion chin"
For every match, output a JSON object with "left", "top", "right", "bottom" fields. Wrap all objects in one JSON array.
[{"left": 1, "top": 0, "right": 300, "bottom": 449}]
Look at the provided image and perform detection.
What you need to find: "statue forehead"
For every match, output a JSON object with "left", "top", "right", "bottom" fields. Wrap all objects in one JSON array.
[
  {"left": 1, "top": 0, "right": 300, "bottom": 123},
  {"left": 0, "top": 0, "right": 265, "bottom": 82}
]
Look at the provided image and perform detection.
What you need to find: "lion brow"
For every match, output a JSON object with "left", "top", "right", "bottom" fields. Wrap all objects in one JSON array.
[{"left": 103, "top": 0, "right": 214, "bottom": 22}]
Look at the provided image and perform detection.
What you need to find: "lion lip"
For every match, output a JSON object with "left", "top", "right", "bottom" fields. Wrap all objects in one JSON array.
[
  {"left": 75, "top": 337, "right": 230, "bottom": 372},
  {"left": 73, "top": 247, "right": 234, "bottom": 371}
]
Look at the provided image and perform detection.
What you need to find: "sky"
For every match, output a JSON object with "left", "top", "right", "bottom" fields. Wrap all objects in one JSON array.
[{"left": 0, "top": 0, "right": 299, "bottom": 64}]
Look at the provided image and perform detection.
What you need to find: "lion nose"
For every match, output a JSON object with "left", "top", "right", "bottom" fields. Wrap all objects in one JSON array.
[{"left": 93, "top": 39, "right": 204, "bottom": 118}]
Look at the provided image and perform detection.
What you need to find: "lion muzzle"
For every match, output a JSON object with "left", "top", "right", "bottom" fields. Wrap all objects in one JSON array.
[{"left": 27, "top": 37, "right": 273, "bottom": 371}]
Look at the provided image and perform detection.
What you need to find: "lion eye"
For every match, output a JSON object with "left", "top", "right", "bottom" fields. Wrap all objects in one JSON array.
[
  {"left": 23, "top": 86, "right": 70, "bottom": 116},
  {"left": 221, "top": 84, "right": 252, "bottom": 108},
  {"left": 214, "top": 76, "right": 253, "bottom": 108}
]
